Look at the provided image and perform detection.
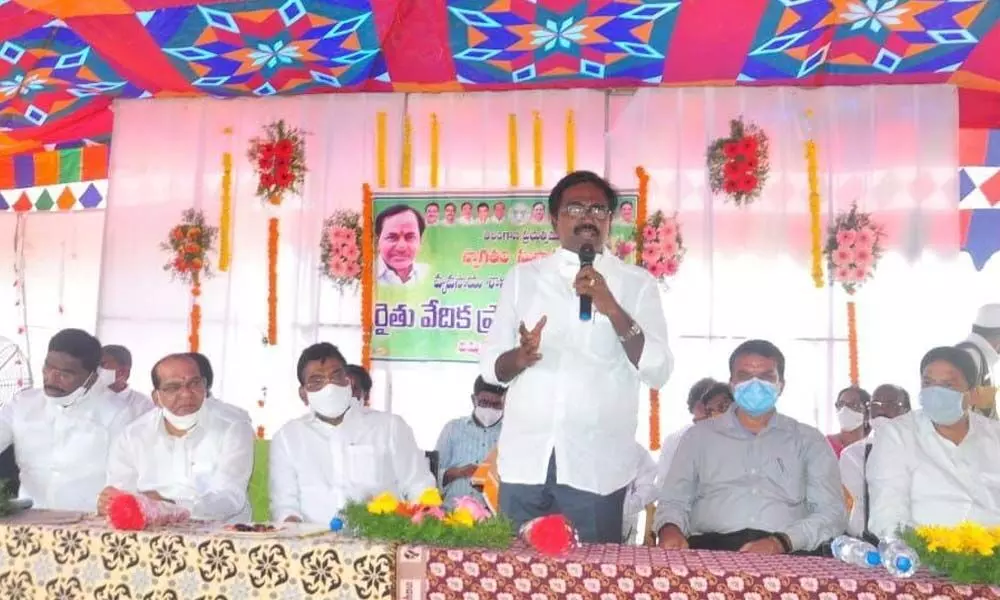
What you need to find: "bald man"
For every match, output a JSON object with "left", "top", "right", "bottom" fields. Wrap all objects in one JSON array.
[{"left": 99, "top": 353, "right": 254, "bottom": 522}]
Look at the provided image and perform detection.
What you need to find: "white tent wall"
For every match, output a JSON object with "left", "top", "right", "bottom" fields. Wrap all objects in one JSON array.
[{"left": 0, "top": 86, "right": 996, "bottom": 452}]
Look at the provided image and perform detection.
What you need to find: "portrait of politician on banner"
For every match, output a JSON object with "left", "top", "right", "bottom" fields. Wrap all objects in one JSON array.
[{"left": 371, "top": 191, "right": 639, "bottom": 363}]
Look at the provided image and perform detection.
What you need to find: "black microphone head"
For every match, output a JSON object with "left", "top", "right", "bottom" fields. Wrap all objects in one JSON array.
[{"left": 578, "top": 243, "right": 596, "bottom": 267}]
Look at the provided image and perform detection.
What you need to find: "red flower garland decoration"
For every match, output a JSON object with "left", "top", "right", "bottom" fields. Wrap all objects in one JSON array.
[
  {"left": 519, "top": 514, "right": 579, "bottom": 557},
  {"left": 706, "top": 118, "right": 770, "bottom": 206},
  {"left": 247, "top": 120, "right": 306, "bottom": 205},
  {"left": 161, "top": 209, "right": 217, "bottom": 283},
  {"left": 107, "top": 493, "right": 146, "bottom": 530}
]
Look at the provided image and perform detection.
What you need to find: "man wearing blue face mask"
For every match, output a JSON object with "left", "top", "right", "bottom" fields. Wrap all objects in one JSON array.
[
  {"left": 655, "top": 340, "right": 846, "bottom": 555},
  {"left": 868, "top": 347, "right": 1000, "bottom": 540},
  {"left": 269, "top": 343, "right": 434, "bottom": 525}
]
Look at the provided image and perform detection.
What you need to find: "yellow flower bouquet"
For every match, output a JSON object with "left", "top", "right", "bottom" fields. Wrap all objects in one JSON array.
[
  {"left": 338, "top": 489, "right": 514, "bottom": 548},
  {"left": 903, "top": 522, "right": 1000, "bottom": 584}
]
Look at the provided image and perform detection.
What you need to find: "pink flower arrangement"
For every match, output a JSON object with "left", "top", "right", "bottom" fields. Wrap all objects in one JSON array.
[
  {"left": 410, "top": 505, "right": 445, "bottom": 525},
  {"left": 320, "top": 211, "right": 363, "bottom": 290},
  {"left": 638, "top": 210, "right": 685, "bottom": 280},
  {"left": 824, "top": 204, "right": 885, "bottom": 294},
  {"left": 451, "top": 496, "right": 491, "bottom": 522}
]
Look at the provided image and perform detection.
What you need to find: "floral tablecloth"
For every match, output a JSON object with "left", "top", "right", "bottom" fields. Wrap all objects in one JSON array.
[
  {"left": 0, "top": 512, "right": 394, "bottom": 599},
  {"left": 396, "top": 543, "right": 1000, "bottom": 600}
]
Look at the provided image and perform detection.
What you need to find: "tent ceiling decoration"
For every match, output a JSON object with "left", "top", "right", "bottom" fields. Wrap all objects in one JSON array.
[{"left": 1, "top": 0, "right": 1000, "bottom": 159}]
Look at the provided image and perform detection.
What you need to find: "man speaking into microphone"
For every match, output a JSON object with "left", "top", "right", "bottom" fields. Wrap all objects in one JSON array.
[{"left": 479, "top": 170, "right": 672, "bottom": 543}]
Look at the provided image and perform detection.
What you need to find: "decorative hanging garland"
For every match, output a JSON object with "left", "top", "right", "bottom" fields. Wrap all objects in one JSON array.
[
  {"left": 247, "top": 120, "right": 307, "bottom": 346},
  {"left": 823, "top": 204, "right": 886, "bottom": 385},
  {"left": 706, "top": 118, "right": 770, "bottom": 206},
  {"left": 805, "top": 119, "right": 824, "bottom": 288},
  {"left": 360, "top": 183, "right": 375, "bottom": 372},
  {"left": 161, "top": 209, "right": 218, "bottom": 352},
  {"left": 321, "top": 210, "right": 362, "bottom": 292},
  {"left": 219, "top": 128, "right": 234, "bottom": 272}
]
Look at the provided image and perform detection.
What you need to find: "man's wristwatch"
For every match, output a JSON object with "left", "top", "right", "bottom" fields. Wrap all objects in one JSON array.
[{"left": 618, "top": 321, "right": 641, "bottom": 342}]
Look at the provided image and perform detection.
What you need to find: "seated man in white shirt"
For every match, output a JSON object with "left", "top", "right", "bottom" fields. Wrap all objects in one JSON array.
[
  {"left": 100, "top": 344, "right": 155, "bottom": 419},
  {"left": 839, "top": 384, "right": 910, "bottom": 539},
  {"left": 658, "top": 379, "right": 732, "bottom": 479},
  {"left": 99, "top": 353, "right": 254, "bottom": 522},
  {"left": 622, "top": 443, "right": 657, "bottom": 544},
  {"left": 868, "top": 347, "right": 1000, "bottom": 540},
  {"left": 0, "top": 329, "right": 131, "bottom": 511},
  {"left": 270, "top": 343, "right": 434, "bottom": 525},
  {"left": 187, "top": 352, "right": 251, "bottom": 423}
]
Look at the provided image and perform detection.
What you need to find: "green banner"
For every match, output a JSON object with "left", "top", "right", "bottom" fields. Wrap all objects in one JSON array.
[{"left": 372, "top": 191, "right": 638, "bottom": 362}]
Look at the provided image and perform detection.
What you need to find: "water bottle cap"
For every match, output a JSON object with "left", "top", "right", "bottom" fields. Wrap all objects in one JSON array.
[
  {"left": 896, "top": 557, "right": 912, "bottom": 571},
  {"left": 329, "top": 517, "right": 344, "bottom": 532},
  {"left": 865, "top": 552, "right": 881, "bottom": 567}
]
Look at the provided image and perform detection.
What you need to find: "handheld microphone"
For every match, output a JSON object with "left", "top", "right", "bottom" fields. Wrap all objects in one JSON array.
[{"left": 578, "top": 243, "right": 596, "bottom": 322}]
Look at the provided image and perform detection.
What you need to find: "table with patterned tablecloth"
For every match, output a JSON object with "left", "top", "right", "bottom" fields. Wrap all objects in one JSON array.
[
  {"left": 0, "top": 512, "right": 394, "bottom": 599},
  {"left": 395, "top": 543, "right": 1000, "bottom": 600}
]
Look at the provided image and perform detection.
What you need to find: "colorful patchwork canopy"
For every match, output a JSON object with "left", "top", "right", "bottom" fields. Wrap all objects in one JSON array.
[{"left": 2, "top": 0, "right": 999, "bottom": 160}]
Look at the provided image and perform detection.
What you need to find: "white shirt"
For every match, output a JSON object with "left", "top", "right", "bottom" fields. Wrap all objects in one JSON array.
[
  {"left": 868, "top": 410, "right": 1000, "bottom": 539},
  {"left": 656, "top": 423, "right": 693, "bottom": 485},
  {"left": 962, "top": 332, "right": 998, "bottom": 381},
  {"left": 376, "top": 256, "right": 427, "bottom": 287},
  {"left": 106, "top": 403, "right": 255, "bottom": 522},
  {"left": 0, "top": 386, "right": 131, "bottom": 511},
  {"left": 480, "top": 248, "right": 672, "bottom": 494},
  {"left": 623, "top": 444, "right": 658, "bottom": 542},
  {"left": 117, "top": 387, "right": 155, "bottom": 421},
  {"left": 840, "top": 435, "right": 871, "bottom": 537},
  {"left": 270, "top": 406, "right": 434, "bottom": 525},
  {"left": 207, "top": 395, "right": 252, "bottom": 423}
]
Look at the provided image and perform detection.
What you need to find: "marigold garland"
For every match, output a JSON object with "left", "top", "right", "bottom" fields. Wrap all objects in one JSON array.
[
  {"left": 430, "top": 113, "right": 440, "bottom": 189},
  {"left": 508, "top": 114, "right": 519, "bottom": 187},
  {"left": 706, "top": 118, "right": 770, "bottom": 206},
  {"left": 361, "top": 183, "right": 374, "bottom": 372},
  {"left": 565, "top": 109, "right": 575, "bottom": 173},
  {"left": 532, "top": 110, "right": 543, "bottom": 187},
  {"left": 635, "top": 166, "right": 660, "bottom": 450},
  {"left": 806, "top": 137, "right": 824, "bottom": 287},
  {"left": 267, "top": 217, "right": 279, "bottom": 345},
  {"left": 161, "top": 210, "right": 217, "bottom": 353},
  {"left": 219, "top": 148, "right": 233, "bottom": 272},
  {"left": 903, "top": 523, "right": 1000, "bottom": 584},
  {"left": 401, "top": 113, "right": 412, "bottom": 188},
  {"left": 376, "top": 112, "right": 387, "bottom": 188},
  {"left": 189, "top": 278, "right": 202, "bottom": 353},
  {"left": 824, "top": 204, "right": 885, "bottom": 386}
]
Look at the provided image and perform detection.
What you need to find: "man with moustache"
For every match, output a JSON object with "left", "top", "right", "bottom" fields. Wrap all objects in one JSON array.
[
  {"left": 98, "top": 353, "right": 254, "bottom": 522},
  {"left": 0, "top": 329, "right": 131, "bottom": 511},
  {"left": 480, "top": 170, "right": 672, "bottom": 543}
]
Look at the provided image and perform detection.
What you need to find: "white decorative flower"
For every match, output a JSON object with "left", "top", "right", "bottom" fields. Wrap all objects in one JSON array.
[
  {"left": 618, "top": 578, "right": 635, "bottom": 592},
  {"left": 530, "top": 563, "right": 548, "bottom": 578},
  {"left": 567, "top": 563, "right": 583, "bottom": 577},
  {"left": 690, "top": 577, "right": 708, "bottom": 592},
  {"left": 653, "top": 577, "right": 671, "bottom": 591},
  {"left": 600, "top": 564, "right": 617, "bottom": 577},
  {"left": 549, "top": 579, "right": 567, "bottom": 593},
  {"left": 530, "top": 17, "right": 587, "bottom": 52},
  {"left": 248, "top": 40, "right": 301, "bottom": 69},
  {"left": 727, "top": 577, "right": 745, "bottom": 591},
  {"left": 840, "top": 0, "right": 907, "bottom": 34},
  {"left": 800, "top": 577, "right": 819, "bottom": 592},
  {"left": 497, "top": 562, "right": 514, "bottom": 577},
  {"left": 764, "top": 577, "right": 782, "bottom": 592},
  {"left": 463, "top": 562, "right": 480, "bottom": 577},
  {"left": 481, "top": 578, "right": 497, "bottom": 592},
  {"left": 515, "top": 578, "right": 532, "bottom": 592},
  {"left": 584, "top": 578, "right": 601, "bottom": 592},
  {"left": 446, "top": 577, "right": 464, "bottom": 591}
]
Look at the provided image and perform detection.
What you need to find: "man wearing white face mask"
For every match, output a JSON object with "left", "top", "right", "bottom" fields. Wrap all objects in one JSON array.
[
  {"left": 868, "top": 347, "right": 1000, "bottom": 540},
  {"left": 826, "top": 387, "right": 870, "bottom": 458},
  {"left": 0, "top": 329, "right": 131, "bottom": 511},
  {"left": 98, "top": 353, "right": 254, "bottom": 522},
  {"left": 839, "top": 384, "right": 910, "bottom": 538},
  {"left": 270, "top": 343, "right": 434, "bottom": 525},
  {"left": 100, "top": 345, "right": 155, "bottom": 421},
  {"left": 435, "top": 377, "right": 506, "bottom": 504}
]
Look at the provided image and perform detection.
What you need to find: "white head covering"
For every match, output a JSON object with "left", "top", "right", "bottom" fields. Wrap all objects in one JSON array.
[{"left": 974, "top": 304, "right": 1000, "bottom": 329}]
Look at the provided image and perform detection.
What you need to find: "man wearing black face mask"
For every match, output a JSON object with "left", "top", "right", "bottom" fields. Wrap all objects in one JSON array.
[
  {"left": 479, "top": 171, "right": 672, "bottom": 543},
  {"left": 435, "top": 377, "right": 506, "bottom": 505},
  {"left": 0, "top": 329, "right": 131, "bottom": 511}
]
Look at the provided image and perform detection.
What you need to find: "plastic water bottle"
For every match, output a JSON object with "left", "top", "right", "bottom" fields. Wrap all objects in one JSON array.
[
  {"left": 830, "top": 535, "right": 882, "bottom": 568},
  {"left": 879, "top": 539, "right": 919, "bottom": 577},
  {"left": 329, "top": 516, "right": 346, "bottom": 532}
]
